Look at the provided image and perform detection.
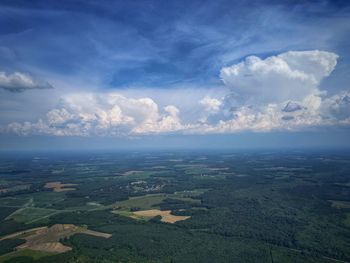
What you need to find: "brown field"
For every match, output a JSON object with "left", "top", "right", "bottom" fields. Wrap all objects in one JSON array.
[
  {"left": 133, "top": 209, "right": 190, "bottom": 223},
  {"left": 123, "top": 170, "right": 143, "bottom": 176},
  {"left": 0, "top": 224, "right": 111, "bottom": 253},
  {"left": 44, "top": 182, "right": 77, "bottom": 192},
  {"left": 0, "top": 227, "right": 47, "bottom": 242}
]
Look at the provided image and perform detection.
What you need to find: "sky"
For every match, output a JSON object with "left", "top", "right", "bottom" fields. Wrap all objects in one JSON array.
[{"left": 0, "top": 0, "right": 350, "bottom": 150}]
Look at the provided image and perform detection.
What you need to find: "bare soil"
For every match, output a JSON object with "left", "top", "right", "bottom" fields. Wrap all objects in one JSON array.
[
  {"left": 44, "top": 182, "right": 77, "bottom": 192},
  {"left": 0, "top": 224, "right": 111, "bottom": 253},
  {"left": 133, "top": 209, "right": 190, "bottom": 223}
]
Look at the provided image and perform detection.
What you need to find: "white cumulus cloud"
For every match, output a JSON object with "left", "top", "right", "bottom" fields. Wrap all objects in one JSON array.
[
  {"left": 6, "top": 93, "right": 184, "bottom": 136},
  {"left": 4, "top": 50, "right": 350, "bottom": 136},
  {"left": 200, "top": 96, "right": 222, "bottom": 112},
  {"left": 220, "top": 50, "right": 338, "bottom": 104}
]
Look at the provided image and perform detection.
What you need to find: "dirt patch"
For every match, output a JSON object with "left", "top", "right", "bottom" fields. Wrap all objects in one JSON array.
[
  {"left": 82, "top": 229, "right": 112, "bottom": 238},
  {"left": 0, "top": 224, "right": 111, "bottom": 254},
  {"left": 0, "top": 227, "right": 47, "bottom": 242},
  {"left": 133, "top": 209, "right": 190, "bottom": 223},
  {"left": 24, "top": 242, "right": 71, "bottom": 253},
  {"left": 44, "top": 182, "right": 77, "bottom": 192}
]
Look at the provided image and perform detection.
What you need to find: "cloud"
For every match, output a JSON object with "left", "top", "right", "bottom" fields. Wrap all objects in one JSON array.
[
  {"left": 0, "top": 71, "right": 53, "bottom": 92},
  {"left": 6, "top": 93, "right": 183, "bottom": 136},
  {"left": 4, "top": 50, "right": 350, "bottom": 136},
  {"left": 200, "top": 96, "right": 222, "bottom": 112},
  {"left": 282, "top": 101, "right": 303, "bottom": 112},
  {"left": 220, "top": 50, "right": 338, "bottom": 104},
  {"left": 132, "top": 105, "right": 182, "bottom": 134},
  {"left": 188, "top": 50, "right": 348, "bottom": 133},
  {"left": 321, "top": 91, "right": 350, "bottom": 122}
]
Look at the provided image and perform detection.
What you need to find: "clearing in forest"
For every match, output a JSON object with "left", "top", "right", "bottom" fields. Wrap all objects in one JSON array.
[
  {"left": 132, "top": 209, "right": 190, "bottom": 223},
  {"left": 329, "top": 200, "right": 350, "bottom": 209},
  {"left": 44, "top": 182, "right": 77, "bottom": 192},
  {"left": 123, "top": 170, "right": 144, "bottom": 176},
  {"left": 0, "top": 224, "right": 111, "bottom": 254},
  {"left": 6, "top": 207, "right": 58, "bottom": 224},
  {"left": 0, "top": 184, "right": 31, "bottom": 194}
]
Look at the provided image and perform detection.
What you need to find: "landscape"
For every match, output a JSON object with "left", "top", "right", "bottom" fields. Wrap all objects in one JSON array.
[
  {"left": 1, "top": 0, "right": 350, "bottom": 262},
  {"left": 0, "top": 150, "right": 350, "bottom": 262}
]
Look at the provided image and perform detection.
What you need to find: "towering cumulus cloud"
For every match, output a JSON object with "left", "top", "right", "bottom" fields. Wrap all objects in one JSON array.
[
  {"left": 4, "top": 50, "right": 350, "bottom": 136},
  {"left": 194, "top": 50, "right": 348, "bottom": 133},
  {"left": 220, "top": 50, "right": 338, "bottom": 104}
]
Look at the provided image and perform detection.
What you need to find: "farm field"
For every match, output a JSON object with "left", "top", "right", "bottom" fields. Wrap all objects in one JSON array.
[
  {"left": 132, "top": 209, "right": 190, "bottom": 223},
  {"left": 0, "top": 151, "right": 350, "bottom": 262},
  {"left": 0, "top": 224, "right": 111, "bottom": 254}
]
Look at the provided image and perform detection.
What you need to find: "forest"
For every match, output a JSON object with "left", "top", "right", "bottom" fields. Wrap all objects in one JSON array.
[{"left": 0, "top": 150, "right": 349, "bottom": 262}]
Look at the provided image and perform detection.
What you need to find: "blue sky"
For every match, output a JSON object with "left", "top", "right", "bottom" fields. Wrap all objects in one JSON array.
[{"left": 0, "top": 0, "right": 350, "bottom": 149}]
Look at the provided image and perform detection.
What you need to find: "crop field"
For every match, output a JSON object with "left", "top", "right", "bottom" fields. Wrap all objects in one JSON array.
[
  {"left": 44, "top": 182, "right": 77, "bottom": 192},
  {"left": 329, "top": 200, "right": 350, "bottom": 209},
  {"left": 132, "top": 209, "right": 190, "bottom": 223},
  {"left": 7, "top": 208, "right": 59, "bottom": 224},
  {"left": 0, "top": 224, "right": 111, "bottom": 254},
  {"left": 113, "top": 194, "right": 167, "bottom": 210},
  {"left": 0, "top": 197, "right": 31, "bottom": 208},
  {"left": 0, "top": 249, "right": 55, "bottom": 263},
  {"left": 113, "top": 192, "right": 201, "bottom": 211}
]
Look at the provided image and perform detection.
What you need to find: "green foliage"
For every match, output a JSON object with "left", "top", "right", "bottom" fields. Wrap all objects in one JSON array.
[
  {"left": 0, "top": 207, "right": 17, "bottom": 221},
  {"left": 8, "top": 207, "right": 57, "bottom": 224},
  {"left": 0, "top": 239, "right": 25, "bottom": 255},
  {"left": 1, "top": 151, "right": 350, "bottom": 262},
  {"left": 0, "top": 249, "right": 53, "bottom": 263}
]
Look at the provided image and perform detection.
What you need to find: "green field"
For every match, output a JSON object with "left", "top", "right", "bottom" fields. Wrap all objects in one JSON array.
[
  {"left": 345, "top": 213, "right": 350, "bottom": 227},
  {"left": 114, "top": 194, "right": 168, "bottom": 210},
  {"left": 114, "top": 192, "right": 201, "bottom": 211},
  {"left": 0, "top": 197, "right": 31, "bottom": 208},
  {"left": 0, "top": 249, "right": 55, "bottom": 263},
  {"left": 7, "top": 207, "right": 59, "bottom": 224},
  {"left": 330, "top": 200, "right": 350, "bottom": 209}
]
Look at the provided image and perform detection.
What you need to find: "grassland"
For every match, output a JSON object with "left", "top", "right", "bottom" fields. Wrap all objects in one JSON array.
[
  {"left": 0, "top": 249, "right": 55, "bottom": 263},
  {"left": 111, "top": 192, "right": 199, "bottom": 223},
  {"left": 345, "top": 213, "right": 350, "bottom": 227},
  {"left": 329, "top": 200, "right": 350, "bottom": 209},
  {"left": 113, "top": 194, "right": 167, "bottom": 210},
  {"left": 0, "top": 197, "right": 30, "bottom": 207},
  {"left": 0, "top": 184, "right": 31, "bottom": 194},
  {"left": 113, "top": 192, "right": 201, "bottom": 211},
  {"left": 20, "top": 192, "right": 66, "bottom": 208},
  {"left": 7, "top": 207, "right": 59, "bottom": 224}
]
